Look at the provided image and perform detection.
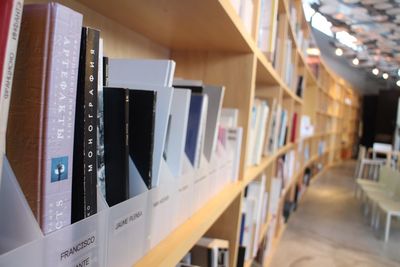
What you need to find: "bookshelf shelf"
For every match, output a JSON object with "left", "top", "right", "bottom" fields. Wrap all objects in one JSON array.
[
  {"left": 256, "top": 49, "right": 282, "bottom": 85},
  {"left": 75, "top": 0, "right": 255, "bottom": 52},
  {"left": 135, "top": 182, "right": 243, "bottom": 267},
  {"left": 244, "top": 143, "right": 295, "bottom": 185},
  {"left": 243, "top": 214, "right": 273, "bottom": 267}
]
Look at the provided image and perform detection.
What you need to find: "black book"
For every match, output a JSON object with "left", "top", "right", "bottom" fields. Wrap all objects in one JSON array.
[
  {"left": 103, "top": 56, "right": 109, "bottom": 86},
  {"left": 72, "top": 27, "right": 99, "bottom": 223},
  {"left": 103, "top": 87, "right": 129, "bottom": 206},
  {"left": 295, "top": 75, "right": 304, "bottom": 97},
  {"left": 128, "top": 89, "right": 156, "bottom": 189},
  {"left": 236, "top": 246, "right": 246, "bottom": 267}
]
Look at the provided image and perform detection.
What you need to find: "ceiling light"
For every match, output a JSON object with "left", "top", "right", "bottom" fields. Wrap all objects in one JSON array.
[
  {"left": 352, "top": 58, "right": 359, "bottom": 65},
  {"left": 397, "top": 80, "right": 400, "bottom": 87},
  {"left": 383, "top": 73, "right": 389, "bottom": 79},
  {"left": 335, "top": 48, "right": 343, "bottom": 56},
  {"left": 372, "top": 68, "right": 379, "bottom": 75}
]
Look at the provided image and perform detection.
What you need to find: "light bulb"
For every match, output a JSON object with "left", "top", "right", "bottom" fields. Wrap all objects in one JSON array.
[
  {"left": 372, "top": 68, "right": 379, "bottom": 75},
  {"left": 335, "top": 48, "right": 343, "bottom": 56},
  {"left": 396, "top": 80, "right": 400, "bottom": 87},
  {"left": 352, "top": 58, "right": 359, "bottom": 65},
  {"left": 383, "top": 73, "right": 389, "bottom": 79}
]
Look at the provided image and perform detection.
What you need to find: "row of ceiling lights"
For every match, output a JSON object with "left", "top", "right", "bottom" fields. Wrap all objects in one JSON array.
[{"left": 334, "top": 47, "right": 400, "bottom": 87}]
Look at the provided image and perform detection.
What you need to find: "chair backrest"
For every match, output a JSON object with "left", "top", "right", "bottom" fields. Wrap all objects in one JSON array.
[
  {"left": 373, "top": 143, "right": 392, "bottom": 153},
  {"left": 358, "top": 146, "right": 366, "bottom": 160},
  {"left": 372, "top": 143, "right": 392, "bottom": 162},
  {"left": 379, "top": 165, "right": 391, "bottom": 185},
  {"left": 390, "top": 168, "right": 400, "bottom": 199},
  {"left": 381, "top": 166, "right": 400, "bottom": 197},
  {"left": 354, "top": 146, "right": 367, "bottom": 179},
  {"left": 358, "top": 158, "right": 384, "bottom": 180}
]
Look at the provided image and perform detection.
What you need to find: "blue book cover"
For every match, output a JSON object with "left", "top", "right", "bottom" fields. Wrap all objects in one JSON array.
[{"left": 185, "top": 94, "right": 206, "bottom": 167}]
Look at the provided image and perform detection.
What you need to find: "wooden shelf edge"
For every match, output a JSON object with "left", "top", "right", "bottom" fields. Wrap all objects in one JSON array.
[
  {"left": 243, "top": 143, "right": 294, "bottom": 185},
  {"left": 134, "top": 182, "right": 242, "bottom": 267}
]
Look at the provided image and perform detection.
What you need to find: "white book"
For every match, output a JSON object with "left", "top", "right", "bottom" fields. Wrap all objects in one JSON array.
[
  {"left": 220, "top": 108, "right": 239, "bottom": 127},
  {"left": 230, "top": 0, "right": 242, "bottom": 14},
  {"left": 203, "top": 86, "right": 225, "bottom": 161},
  {"left": 253, "top": 100, "right": 269, "bottom": 164},
  {"left": 263, "top": 98, "right": 276, "bottom": 156},
  {"left": 240, "top": 0, "right": 254, "bottom": 35},
  {"left": 272, "top": 105, "right": 282, "bottom": 152},
  {"left": 196, "top": 95, "right": 209, "bottom": 169},
  {"left": 249, "top": 175, "right": 266, "bottom": 257},
  {"left": 258, "top": 0, "right": 277, "bottom": 57},
  {"left": 260, "top": 191, "right": 269, "bottom": 225},
  {"left": 278, "top": 109, "right": 288, "bottom": 148},
  {"left": 109, "top": 59, "right": 175, "bottom": 87},
  {"left": 243, "top": 197, "right": 256, "bottom": 261},
  {"left": 164, "top": 89, "right": 191, "bottom": 177},
  {"left": 0, "top": 0, "right": 23, "bottom": 155},
  {"left": 269, "top": 178, "right": 282, "bottom": 217},
  {"left": 226, "top": 127, "right": 243, "bottom": 182},
  {"left": 247, "top": 100, "right": 262, "bottom": 166},
  {"left": 269, "top": 0, "right": 279, "bottom": 61}
]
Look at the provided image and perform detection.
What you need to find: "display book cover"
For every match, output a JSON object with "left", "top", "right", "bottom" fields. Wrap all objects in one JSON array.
[
  {"left": 6, "top": 3, "right": 82, "bottom": 234},
  {"left": 102, "top": 87, "right": 156, "bottom": 205},
  {"left": 103, "top": 87, "right": 129, "bottom": 207},
  {"left": 71, "top": 27, "right": 99, "bottom": 223},
  {"left": 128, "top": 89, "right": 156, "bottom": 190},
  {"left": 174, "top": 81, "right": 225, "bottom": 161},
  {"left": 185, "top": 93, "right": 208, "bottom": 169}
]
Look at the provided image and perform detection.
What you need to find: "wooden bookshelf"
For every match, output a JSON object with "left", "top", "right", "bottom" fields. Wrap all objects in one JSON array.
[
  {"left": 135, "top": 183, "right": 243, "bottom": 267},
  {"left": 10, "top": 0, "right": 361, "bottom": 267}
]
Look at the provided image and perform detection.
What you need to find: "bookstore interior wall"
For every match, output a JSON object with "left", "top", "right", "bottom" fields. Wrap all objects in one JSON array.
[{"left": 0, "top": 0, "right": 360, "bottom": 267}]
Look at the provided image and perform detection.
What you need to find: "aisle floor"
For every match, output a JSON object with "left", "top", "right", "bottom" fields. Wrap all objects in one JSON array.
[{"left": 270, "top": 161, "right": 400, "bottom": 267}]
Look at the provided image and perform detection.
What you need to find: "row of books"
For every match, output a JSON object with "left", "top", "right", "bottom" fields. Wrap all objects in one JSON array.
[
  {"left": 258, "top": 0, "right": 278, "bottom": 61},
  {"left": 318, "top": 140, "right": 327, "bottom": 156},
  {"left": 288, "top": 0, "right": 310, "bottom": 56},
  {"left": 1, "top": 1, "right": 243, "bottom": 239},
  {"left": 246, "top": 97, "right": 299, "bottom": 167},
  {"left": 275, "top": 13, "right": 305, "bottom": 98},
  {"left": 239, "top": 174, "right": 268, "bottom": 262},
  {"left": 231, "top": 0, "right": 307, "bottom": 98},
  {"left": 239, "top": 149, "right": 296, "bottom": 263},
  {"left": 177, "top": 237, "right": 229, "bottom": 267}
]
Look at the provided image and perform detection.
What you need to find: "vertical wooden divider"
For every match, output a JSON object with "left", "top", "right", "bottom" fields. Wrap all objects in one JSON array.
[
  {"left": 171, "top": 50, "right": 257, "bottom": 266},
  {"left": 205, "top": 192, "right": 244, "bottom": 267}
]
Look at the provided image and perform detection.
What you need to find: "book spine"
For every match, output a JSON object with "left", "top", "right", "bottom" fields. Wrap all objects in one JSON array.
[
  {"left": 103, "top": 56, "right": 109, "bottom": 86},
  {"left": 83, "top": 28, "right": 99, "bottom": 217},
  {"left": 0, "top": 0, "right": 14, "bottom": 87},
  {"left": 128, "top": 90, "right": 155, "bottom": 189},
  {"left": 41, "top": 4, "right": 82, "bottom": 234},
  {"left": 72, "top": 27, "right": 99, "bottom": 222},
  {"left": 97, "top": 39, "right": 106, "bottom": 198},
  {"left": 103, "top": 87, "right": 129, "bottom": 206},
  {"left": 196, "top": 95, "right": 208, "bottom": 168},
  {"left": 124, "top": 89, "right": 129, "bottom": 197},
  {"left": 0, "top": 0, "right": 23, "bottom": 153}
]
